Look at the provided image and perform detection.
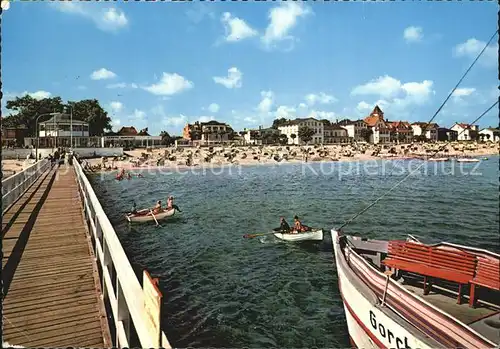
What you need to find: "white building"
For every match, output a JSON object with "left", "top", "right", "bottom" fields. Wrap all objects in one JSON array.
[
  {"left": 411, "top": 122, "right": 439, "bottom": 141},
  {"left": 339, "top": 119, "right": 368, "bottom": 142},
  {"left": 278, "top": 118, "right": 324, "bottom": 145},
  {"left": 324, "top": 124, "right": 351, "bottom": 144},
  {"left": 242, "top": 127, "right": 280, "bottom": 145},
  {"left": 479, "top": 128, "right": 500, "bottom": 142},
  {"left": 35, "top": 113, "right": 92, "bottom": 148},
  {"left": 363, "top": 106, "right": 391, "bottom": 144},
  {"left": 450, "top": 123, "right": 479, "bottom": 141}
]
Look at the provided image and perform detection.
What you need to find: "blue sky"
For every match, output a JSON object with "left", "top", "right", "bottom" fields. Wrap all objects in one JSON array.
[{"left": 2, "top": 1, "right": 498, "bottom": 136}]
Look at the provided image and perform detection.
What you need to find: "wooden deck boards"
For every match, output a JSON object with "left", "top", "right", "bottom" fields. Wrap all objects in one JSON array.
[{"left": 2, "top": 164, "right": 111, "bottom": 348}]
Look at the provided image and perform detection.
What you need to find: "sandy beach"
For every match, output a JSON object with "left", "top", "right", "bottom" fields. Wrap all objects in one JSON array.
[{"left": 79, "top": 142, "right": 499, "bottom": 174}]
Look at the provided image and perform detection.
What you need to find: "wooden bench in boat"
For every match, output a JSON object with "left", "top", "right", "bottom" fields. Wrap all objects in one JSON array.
[
  {"left": 382, "top": 241, "right": 476, "bottom": 304},
  {"left": 469, "top": 255, "right": 500, "bottom": 308}
]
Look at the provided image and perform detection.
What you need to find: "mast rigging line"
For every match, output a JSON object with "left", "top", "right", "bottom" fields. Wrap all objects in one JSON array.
[
  {"left": 336, "top": 100, "right": 498, "bottom": 231},
  {"left": 335, "top": 29, "right": 499, "bottom": 231},
  {"left": 420, "top": 28, "right": 499, "bottom": 134}
]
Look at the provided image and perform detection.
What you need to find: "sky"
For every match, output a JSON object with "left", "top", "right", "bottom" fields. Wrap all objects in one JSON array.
[{"left": 2, "top": 1, "right": 499, "bottom": 136}]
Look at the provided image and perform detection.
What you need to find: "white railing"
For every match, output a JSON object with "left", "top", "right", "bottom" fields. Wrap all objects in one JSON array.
[
  {"left": 73, "top": 157, "right": 172, "bottom": 349},
  {"left": 2, "top": 159, "right": 51, "bottom": 213}
]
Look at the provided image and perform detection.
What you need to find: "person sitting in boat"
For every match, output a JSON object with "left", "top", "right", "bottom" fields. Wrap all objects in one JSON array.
[
  {"left": 152, "top": 200, "right": 163, "bottom": 214},
  {"left": 293, "top": 215, "right": 311, "bottom": 233},
  {"left": 279, "top": 217, "right": 291, "bottom": 233},
  {"left": 131, "top": 202, "right": 137, "bottom": 214},
  {"left": 166, "top": 196, "right": 182, "bottom": 212}
]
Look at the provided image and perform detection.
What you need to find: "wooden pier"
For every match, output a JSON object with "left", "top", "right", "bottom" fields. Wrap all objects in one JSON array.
[{"left": 2, "top": 163, "right": 111, "bottom": 347}]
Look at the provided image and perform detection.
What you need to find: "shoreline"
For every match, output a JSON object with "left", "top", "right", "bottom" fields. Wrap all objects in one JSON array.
[{"left": 85, "top": 153, "right": 497, "bottom": 176}]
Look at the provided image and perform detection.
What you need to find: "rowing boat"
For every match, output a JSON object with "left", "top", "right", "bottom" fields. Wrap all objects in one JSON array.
[
  {"left": 125, "top": 208, "right": 175, "bottom": 223},
  {"left": 273, "top": 228, "right": 323, "bottom": 241},
  {"left": 332, "top": 229, "right": 500, "bottom": 349},
  {"left": 456, "top": 158, "right": 480, "bottom": 162}
]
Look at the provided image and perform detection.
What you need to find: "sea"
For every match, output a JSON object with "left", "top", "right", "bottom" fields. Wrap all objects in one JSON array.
[{"left": 90, "top": 156, "right": 499, "bottom": 348}]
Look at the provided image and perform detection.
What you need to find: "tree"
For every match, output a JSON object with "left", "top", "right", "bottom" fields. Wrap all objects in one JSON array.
[
  {"left": 272, "top": 118, "right": 288, "bottom": 129},
  {"left": 4, "top": 95, "right": 64, "bottom": 136},
  {"left": 486, "top": 134, "right": 491, "bottom": 141},
  {"left": 3, "top": 95, "right": 112, "bottom": 137},
  {"left": 279, "top": 134, "right": 288, "bottom": 145},
  {"left": 360, "top": 128, "right": 373, "bottom": 143},
  {"left": 298, "top": 126, "right": 315, "bottom": 144},
  {"left": 159, "top": 131, "right": 174, "bottom": 146},
  {"left": 67, "top": 99, "right": 112, "bottom": 136},
  {"left": 290, "top": 133, "right": 297, "bottom": 144}
]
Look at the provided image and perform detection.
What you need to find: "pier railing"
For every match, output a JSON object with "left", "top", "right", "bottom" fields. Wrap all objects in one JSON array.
[
  {"left": 73, "top": 157, "right": 171, "bottom": 349},
  {"left": 2, "top": 159, "right": 51, "bottom": 213}
]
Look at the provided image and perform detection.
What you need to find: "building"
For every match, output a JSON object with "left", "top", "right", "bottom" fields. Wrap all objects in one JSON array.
[
  {"left": 363, "top": 105, "right": 391, "bottom": 144},
  {"left": 24, "top": 113, "right": 100, "bottom": 148},
  {"left": 386, "top": 121, "right": 414, "bottom": 143},
  {"left": 450, "top": 123, "right": 479, "bottom": 141},
  {"left": 183, "top": 120, "right": 234, "bottom": 145},
  {"left": 478, "top": 127, "right": 500, "bottom": 142},
  {"left": 323, "top": 124, "right": 351, "bottom": 144},
  {"left": 437, "top": 127, "right": 458, "bottom": 142},
  {"left": 277, "top": 117, "right": 324, "bottom": 145},
  {"left": 338, "top": 119, "right": 368, "bottom": 142},
  {"left": 1, "top": 126, "right": 28, "bottom": 147},
  {"left": 411, "top": 122, "right": 439, "bottom": 142},
  {"left": 242, "top": 126, "right": 281, "bottom": 145},
  {"left": 102, "top": 126, "right": 162, "bottom": 148}
]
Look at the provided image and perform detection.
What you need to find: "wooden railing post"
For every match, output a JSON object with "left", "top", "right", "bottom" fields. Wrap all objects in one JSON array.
[{"left": 117, "top": 280, "right": 131, "bottom": 346}]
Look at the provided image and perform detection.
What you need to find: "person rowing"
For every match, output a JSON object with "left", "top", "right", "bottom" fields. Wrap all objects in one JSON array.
[
  {"left": 166, "top": 196, "right": 182, "bottom": 212},
  {"left": 293, "top": 215, "right": 311, "bottom": 233},
  {"left": 152, "top": 200, "right": 163, "bottom": 214},
  {"left": 274, "top": 216, "right": 291, "bottom": 233}
]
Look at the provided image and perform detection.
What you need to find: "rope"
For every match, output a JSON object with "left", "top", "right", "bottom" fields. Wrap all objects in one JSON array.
[
  {"left": 420, "top": 29, "right": 499, "bottom": 134},
  {"left": 335, "top": 29, "right": 499, "bottom": 231},
  {"left": 336, "top": 100, "right": 498, "bottom": 231}
]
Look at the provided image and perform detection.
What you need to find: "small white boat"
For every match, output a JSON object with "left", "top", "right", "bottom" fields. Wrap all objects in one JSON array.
[
  {"left": 125, "top": 208, "right": 175, "bottom": 223},
  {"left": 273, "top": 228, "right": 323, "bottom": 242},
  {"left": 428, "top": 157, "right": 449, "bottom": 162},
  {"left": 457, "top": 158, "right": 480, "bottom": 162}
]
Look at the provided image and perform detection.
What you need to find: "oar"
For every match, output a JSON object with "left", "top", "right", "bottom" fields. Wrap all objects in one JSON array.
[
  {"left": 149, "top": 209, "right": 160, "bottom": 227},
  {"left": 243, "top": 230, "right": 286, "bottom": 239}
]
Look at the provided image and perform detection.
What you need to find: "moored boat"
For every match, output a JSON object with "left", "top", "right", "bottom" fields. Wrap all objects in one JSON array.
[
  {"left": 428, "top": 157, "right": 450, "bottom": 162},
  {"left": 126, "top": 208, "right": 175, "bottom": 223},
  {"left": 456, "top": 158, "right": 480, "bottom": 162},
  {"left": 273, "top": 228, "right": 323, "bottom": 241},
  {"left": 332, "top": 229, "right": 499, "bottom": 349}
]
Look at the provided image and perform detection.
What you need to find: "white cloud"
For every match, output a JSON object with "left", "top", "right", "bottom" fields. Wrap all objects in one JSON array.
[
  {"left": 275, "top": 105, "right": 296, "bottom": 118},
  {"left": 403, "top": 26, "right": 423, "bottom": 43},
  {"left": 109, "top": 101, "right": 123, "bottom": 113},
  {"left": 198, "top": 116, "right": 215, "bottom": 123},
  {"left": 352, "top": 75, "right": 435, "bottom": 118},
  {"left": 305, "top": 92, "right": 337, "bottom": 106},
  {"left": 28, "top": 90, "right": 52, "bottom": 100},
  {"left": 356, "top": 101, "right": 372, "bottom": 112},
  {"left": 221, "top": 12, "right": 258, "bottom": 42},
  {"left": 131, "top": 109, "right": 146, "bottom": 120},
  {"left": 453, "top": 38, "right": 498, "bottom": 68},
  {"left": 298, "top": 102, "right": 307, "bottom": 109},
  {"left": 106, "top": 82, "right": 138, "bottom": 89},
  {"left": 307, "top": 110, "right": 337, "bottom": 120},
  {"left": 186, "top": 3, "right": 215, "bottom": 23},
  {"left": 91, "top": 68, "right": 117, "bottom": 80},
  {"left": 452, "top": 87, "right": 476, "bottom": 99},
  {"left": 351, "top": 75, "right": 403, "bottom": 99},
  {"left": 262, "top": 2, "right": 311, "bottom": 47},
  {"left": 51, "top": 3, "right": 128, "bottom": 33},
  {"left": 257, "top": 90, "right": 274, "bottom": 114},
  {"left": 213, "top": 67, "right": 243, "bottom": 89},
  {"left": 207, "top": 103, "right": 220, "bottom": 113},
  {"left": 351, "top": 75, "right": 434, "bottom": 105},
  {"left": 143, "top": 73, "right": 194, "bottom": 96}
]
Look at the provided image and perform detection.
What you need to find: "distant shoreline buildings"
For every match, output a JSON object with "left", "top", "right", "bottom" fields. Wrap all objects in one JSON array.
[{"left": 2, "top": 105, "right": 499, "bottom": 148}]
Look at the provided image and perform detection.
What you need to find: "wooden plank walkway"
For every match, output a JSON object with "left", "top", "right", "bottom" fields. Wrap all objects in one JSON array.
[{"left": 2, "top": 164, "right": 111, "bottom": 348}]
